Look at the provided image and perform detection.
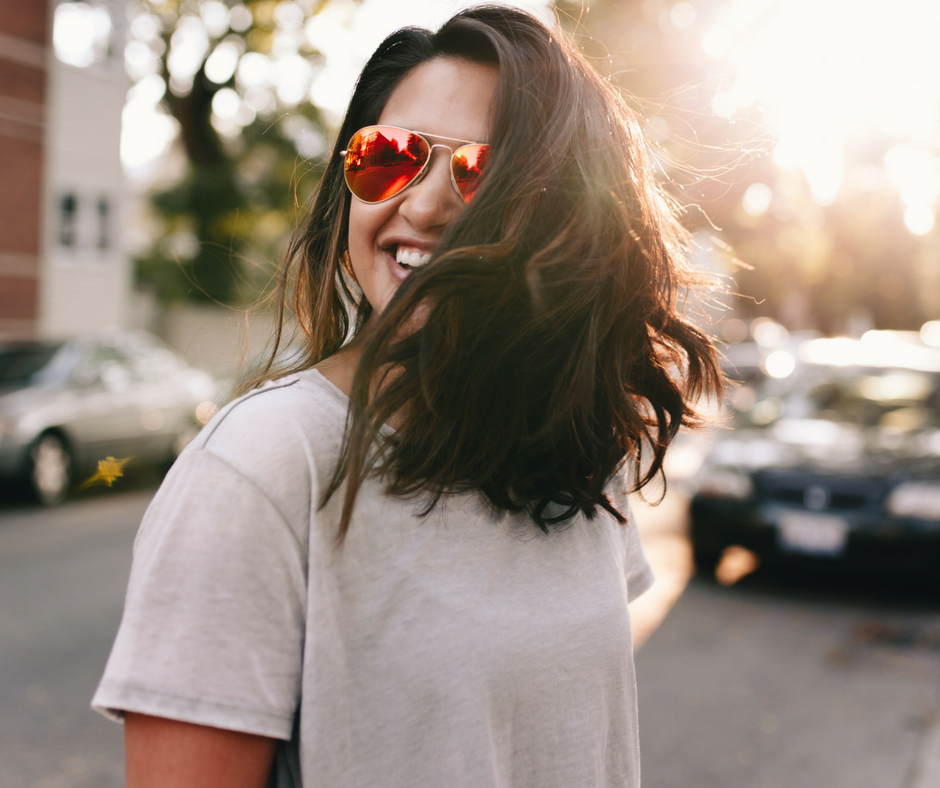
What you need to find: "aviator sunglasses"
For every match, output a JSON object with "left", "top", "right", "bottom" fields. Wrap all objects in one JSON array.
[{"left": 340, "top": 125, "right": 491, "bottom": 204}]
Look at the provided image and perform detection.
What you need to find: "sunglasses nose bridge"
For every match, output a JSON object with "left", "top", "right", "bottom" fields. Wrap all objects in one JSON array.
[{"left": 409, "top": 143, "right": 460, "bottom": 192}]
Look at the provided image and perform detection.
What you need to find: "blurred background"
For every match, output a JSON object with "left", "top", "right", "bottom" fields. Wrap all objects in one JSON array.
[
  {"left": 5, "top": 0, "right": 939, "bottom": 364},
  {"left": 1, "top": 1, "right": 939, "bottom": 786}
]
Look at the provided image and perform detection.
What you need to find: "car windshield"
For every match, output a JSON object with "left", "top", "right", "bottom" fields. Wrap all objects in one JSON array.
[
  {"left": 0, "top": 344, "right": 64, "bottom": 387},
  {"left": 745, "top": 365, "right": 940, "bottom": 430}
]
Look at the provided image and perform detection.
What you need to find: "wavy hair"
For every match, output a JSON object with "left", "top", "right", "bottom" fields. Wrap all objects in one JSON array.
[{"left": 248, "top": 5, "right": 725, "bottom": 541}]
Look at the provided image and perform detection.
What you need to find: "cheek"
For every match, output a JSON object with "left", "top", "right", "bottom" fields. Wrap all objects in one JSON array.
[
  {"left": 347, "top": 202, "right": 369, "bottom": 260},
  {"left": 347, "top": 200, "right": 399, "bottom": 311},
  {"left": 347, "top": 201, "right": 387, "bottom": 270}
]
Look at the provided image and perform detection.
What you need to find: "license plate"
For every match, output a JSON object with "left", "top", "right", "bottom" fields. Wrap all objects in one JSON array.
[{"left": 777, "top": 513, "right": 849, "bottom": 557}]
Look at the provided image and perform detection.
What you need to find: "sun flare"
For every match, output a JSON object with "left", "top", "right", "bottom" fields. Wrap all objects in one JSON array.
[{"left": 707, "top": 0, "right": 940, "bottom": 231}]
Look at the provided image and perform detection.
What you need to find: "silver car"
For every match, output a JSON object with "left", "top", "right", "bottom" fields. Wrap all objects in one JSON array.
[{"left": 0, "top": 332, "right": 218, "bottom": 504}]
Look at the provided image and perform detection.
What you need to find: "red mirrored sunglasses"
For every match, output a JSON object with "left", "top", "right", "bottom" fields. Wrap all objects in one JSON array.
[{"left": 340, "top": 125, "right": 491, "bottom": 204}]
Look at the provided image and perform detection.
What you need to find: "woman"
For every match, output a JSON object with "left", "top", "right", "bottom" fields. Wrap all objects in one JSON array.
[{"left": 94, "top": 6, "right": 722, "bottom": 787}]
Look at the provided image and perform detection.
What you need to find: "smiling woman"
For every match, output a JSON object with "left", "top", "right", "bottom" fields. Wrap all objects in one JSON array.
[
  {"left": 344, "top": 58, "right": 498, "bottom": 316},
  {"left": 93, "top": 7, "right": 724, "bottom": 788}
]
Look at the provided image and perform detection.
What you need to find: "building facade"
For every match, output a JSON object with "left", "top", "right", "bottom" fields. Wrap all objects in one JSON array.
[
  {"left": 0, "top": 0, "right": 128, "bottom": 341},
  {"left": 0, "top": 1, "right": 47, "bottom": 338}
]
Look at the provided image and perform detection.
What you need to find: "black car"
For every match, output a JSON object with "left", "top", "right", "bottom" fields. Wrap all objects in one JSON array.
[{"left": 690, "top": 337, "right": 940, "bottom": 575}]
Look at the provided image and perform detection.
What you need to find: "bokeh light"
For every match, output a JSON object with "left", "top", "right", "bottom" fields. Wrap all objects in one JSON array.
[
  {"left": 121, "top": 0, "right": 552, "bottom": 172},
  {"left": 921, "top": 321, "right": 940, "bottom": 347},
  {"left": 742, "top": 182, "right": 772, "bottom": 217},
  {"left": 53, "top": 1, "right": 112, "bottom": 68},
  {"left": 763, "top": 350, "right": 796, "bottom": 379},
  {"left": 708, "top": 0, "right": 940, "bottom": 224}
]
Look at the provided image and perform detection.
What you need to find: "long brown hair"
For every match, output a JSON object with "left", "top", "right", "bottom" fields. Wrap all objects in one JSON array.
[{"left": 248, "top": 6, "right": 724, "bottom": 540}]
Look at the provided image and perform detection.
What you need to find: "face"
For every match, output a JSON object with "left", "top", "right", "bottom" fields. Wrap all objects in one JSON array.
[{"left": 347, "top": 57, "right": 499, "bottom": 316}]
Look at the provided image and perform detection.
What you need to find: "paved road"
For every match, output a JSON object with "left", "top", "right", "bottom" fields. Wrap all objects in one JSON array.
[
  {"left": 631, "top": 494, "right": 940, "bottom": 788},
  {"left": 0, "top": 487, "right": 150, "bottom": 788},
  {"left": 2, "top": 484, "right": 939, "bottom": 787}
]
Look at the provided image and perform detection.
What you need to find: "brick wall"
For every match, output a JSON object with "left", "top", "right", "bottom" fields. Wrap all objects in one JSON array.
[{"left": 0, "top": 0, "right": 48, "bottom": 337}]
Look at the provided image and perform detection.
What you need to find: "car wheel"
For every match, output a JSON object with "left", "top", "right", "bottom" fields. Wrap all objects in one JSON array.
[
  {"left": 692, "top": 542, "right": 722, "bottom": 577},
  {"left": 29, "top": 433, "right": 72, "bottom": 506}
]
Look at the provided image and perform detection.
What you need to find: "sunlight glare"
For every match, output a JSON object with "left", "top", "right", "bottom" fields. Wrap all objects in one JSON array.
[
  {"left": 713, "top": 0, "right": 940, "bottom": 219},
  {"left": 921, "top": 321, "right": 940, "bottom": 348},
  {"left": 211, "top": 87, "right": 240, "bottom": 120},
  {"left": 714, "top": 545, "right": 760, "bottom": 586},
  {"left": 701, "top": 25, "right": 732, "bottom": 58},
  {"left": 205, "top": 40, "right": 242, "bottom": 84},
  {"left": 763, "top": 350, "right": 796, "bottom": 379},
  {"left": 122, "top": 99, "right": 178, "bottom": 170},
  {"left": 200, "top": 0, "right": 231, "bottom": 37},
  {"left": 54, "top": 2, "right": 112, "bottom": 68},
  {"left": 904, "top": 205, "right": 934, "bottom": 236},
  {"left": 121, "top": 0, "right": 551, "bottom": 169},
  {"left": 167, "top": 15, "right": 210, "bottom": 84},
  {"left": 742, "top": 182, "right": 772, "bottom": 217},
  {"left": 670, "top": 3, "right": 697, "bottom": 30}
]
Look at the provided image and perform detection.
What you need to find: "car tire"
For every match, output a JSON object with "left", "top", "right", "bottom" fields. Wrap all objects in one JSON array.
[
  {"left": 29, "top": 432, "right": 72, "bottom": 506},
  {"left": 692, "top": 543, "right": 722, "bottom": 577}
]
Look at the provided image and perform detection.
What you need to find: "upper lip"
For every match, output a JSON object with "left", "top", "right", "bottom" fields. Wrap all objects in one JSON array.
[{"left": 380, "top": 235, "right": 437, "bottom": 254}]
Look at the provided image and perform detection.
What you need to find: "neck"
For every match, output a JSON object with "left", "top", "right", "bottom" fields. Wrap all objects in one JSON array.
[{"left": 315, "top": 332, "right": 366, "bottom": 397}]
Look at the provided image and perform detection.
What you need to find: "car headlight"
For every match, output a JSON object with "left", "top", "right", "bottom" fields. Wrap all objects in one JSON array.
[
  {"left": 695, "top": 467, "right": 754, "bottom": 501},
  {"left": 885, "top": 482, "right": 940, "bottom": 520}
]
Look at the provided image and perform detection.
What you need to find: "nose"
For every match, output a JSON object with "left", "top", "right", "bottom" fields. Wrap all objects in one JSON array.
[{"left": 397, "top": 146, "right": 464, "bottom": 230}]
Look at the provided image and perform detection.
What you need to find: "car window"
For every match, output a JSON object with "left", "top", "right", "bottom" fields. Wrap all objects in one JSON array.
[
  {"left": 745, "top": 366, "right": 940, "bottom": 429},
  {"left": 129, "top": 346, "right": 187, "bottom": 382},
  {"left": 0, "top": 344, "right": 64, "bottom": 387},
  {"left": 90, "top": 344, "right": 140, "bottom": 390}
]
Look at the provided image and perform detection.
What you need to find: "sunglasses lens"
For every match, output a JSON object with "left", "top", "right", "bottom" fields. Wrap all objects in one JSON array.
[
  {"left": 343, "top": 126, "right": 430, "bottom": 203},
  {"left": 452, "top": 144, "right": 490, "bottom": 203}
]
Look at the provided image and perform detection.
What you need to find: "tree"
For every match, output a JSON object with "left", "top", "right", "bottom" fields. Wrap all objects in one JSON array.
[
  {"left": 558, "top": 0, "right": 939, "bottom": 334},
  {"left": 127, "top": 0, "right": 335, "bottom": 305}
]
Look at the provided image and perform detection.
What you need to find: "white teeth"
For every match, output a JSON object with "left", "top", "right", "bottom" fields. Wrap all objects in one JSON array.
[{"left": 395, "top": 246, "right": 432, "bottom": 268}]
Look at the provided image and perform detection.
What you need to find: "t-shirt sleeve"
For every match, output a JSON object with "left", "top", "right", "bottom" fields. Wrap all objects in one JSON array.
[
  {"left": 621, "top": 501, "right": 654, "bottom": 602},
  {"left": 91, "top": 447, "right": 308, "bottom": 740},
  {"left": 607, "top": 468, "right": 654, "bottom": 602}
]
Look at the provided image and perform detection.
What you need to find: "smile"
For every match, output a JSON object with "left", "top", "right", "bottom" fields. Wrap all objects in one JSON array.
[{"left": 394, "top": 245, "right": 433, "bottom": 271}]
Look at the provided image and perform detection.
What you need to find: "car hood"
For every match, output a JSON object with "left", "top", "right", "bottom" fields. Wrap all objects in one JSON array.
[
  {"left": 706, "top": 418, "right": 940, "bottom": 479},
  {"left": 0, "top": 383, "right": 62, "bottom": 416}
]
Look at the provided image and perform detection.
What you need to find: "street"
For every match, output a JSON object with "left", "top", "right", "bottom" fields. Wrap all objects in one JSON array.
[
  {"left": 1, "top": 483, "right": 939, "bottom": 787},
  {"left": 0, "top": 486, "right": 149, "bottom": 788},
  {"left": 631, "top": 492, "right": 940, "bottom": 788}
]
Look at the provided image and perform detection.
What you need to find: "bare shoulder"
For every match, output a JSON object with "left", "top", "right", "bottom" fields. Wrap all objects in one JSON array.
[{"left": 313, "top": 341, "right": 361, "bottom": 397}]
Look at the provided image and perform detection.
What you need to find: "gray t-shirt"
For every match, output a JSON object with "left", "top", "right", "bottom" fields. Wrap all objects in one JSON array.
[{"left": 93, "top": 369, "right": 654, "bottom": 788}]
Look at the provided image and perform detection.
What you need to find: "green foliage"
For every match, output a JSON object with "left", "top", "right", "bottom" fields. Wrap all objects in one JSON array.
[{"left": 129, "top": 0, "right": 332, "bottom": 305}]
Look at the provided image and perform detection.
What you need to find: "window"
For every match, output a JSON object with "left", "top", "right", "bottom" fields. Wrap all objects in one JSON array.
[
  {"left": 97, "top": 196, "right": 110, "bottom": 249},
  {"left": 60, "top": 193, "right": 78, "bottom": 247}
]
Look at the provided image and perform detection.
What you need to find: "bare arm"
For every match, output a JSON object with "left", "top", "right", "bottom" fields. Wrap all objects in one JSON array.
[{"left": 124, "top": 712, "right": 277, "bottom": 788}]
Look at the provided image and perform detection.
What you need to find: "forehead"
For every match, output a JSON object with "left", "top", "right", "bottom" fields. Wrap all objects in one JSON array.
[{"left": 377, "top": 57, "right": 499, "bottom": 144}]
